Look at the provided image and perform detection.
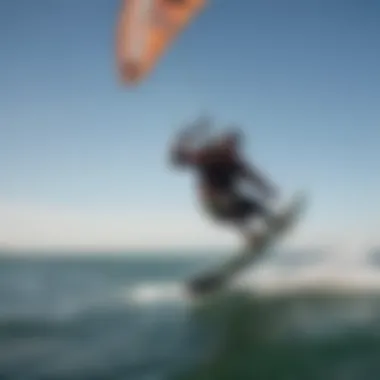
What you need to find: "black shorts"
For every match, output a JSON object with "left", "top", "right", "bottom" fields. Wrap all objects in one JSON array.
[{"left": 204, "top": 193, "right": 265, "bottom": 222}]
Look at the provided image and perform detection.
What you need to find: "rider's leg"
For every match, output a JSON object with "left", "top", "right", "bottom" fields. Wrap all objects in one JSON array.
[{"left": 228, "top": 195, "right": 273, "bottom": 247}]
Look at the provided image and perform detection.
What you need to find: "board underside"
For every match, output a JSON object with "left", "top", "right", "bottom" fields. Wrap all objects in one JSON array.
[{"left": 187, "top": 193, "right": 307, "bottom": 296}]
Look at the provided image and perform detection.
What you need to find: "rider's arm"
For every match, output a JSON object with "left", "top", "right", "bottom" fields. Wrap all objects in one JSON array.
[
  {"left": 169, "top": 128, "right": 202, "bottom": 167},
  {"left": 170, "top": 137, "right": 198, "bottom": 167},
  {"left": 169, "top": 116, "right": 211, "bottom": 167}
]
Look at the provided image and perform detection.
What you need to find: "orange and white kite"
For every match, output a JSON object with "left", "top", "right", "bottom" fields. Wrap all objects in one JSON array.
[{"left": 116, "top": 0, "right": 206, "bottom": 85}]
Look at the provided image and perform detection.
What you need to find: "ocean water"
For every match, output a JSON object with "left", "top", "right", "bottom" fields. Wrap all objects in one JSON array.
[{"left": 1, "top": 252, "right": 380, "bottom": 380}]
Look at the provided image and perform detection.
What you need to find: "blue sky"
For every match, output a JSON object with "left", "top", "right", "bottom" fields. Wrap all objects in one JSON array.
[{"left": 1, "top": 0, "right": 380, "bottom": 251}]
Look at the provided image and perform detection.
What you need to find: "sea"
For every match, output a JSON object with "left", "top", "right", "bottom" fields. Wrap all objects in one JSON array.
[{"left": 1, "top": 250, "right": 380, "bottom": 380}]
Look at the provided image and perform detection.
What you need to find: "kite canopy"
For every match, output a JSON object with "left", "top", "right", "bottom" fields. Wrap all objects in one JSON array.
[{"left": 116, "top": 0, "right": 206, "bottom": 85}]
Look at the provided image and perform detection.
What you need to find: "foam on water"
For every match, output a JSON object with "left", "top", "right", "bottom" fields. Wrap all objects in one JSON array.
[
  {"left": 236, "top": 263, "right": 380, "bottom": 296},
  {"left": 125, "top": 282, "right": 189, "bottom": 305}
]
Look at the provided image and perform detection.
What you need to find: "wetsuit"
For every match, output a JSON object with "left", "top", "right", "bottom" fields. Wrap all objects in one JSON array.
[{"left": 172, "top": 143, "right": 267, "bottom": 224}]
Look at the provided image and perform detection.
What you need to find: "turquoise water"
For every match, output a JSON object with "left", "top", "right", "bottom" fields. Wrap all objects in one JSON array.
[{"left": 1, "top": 253, "right": 380, "bottom": 380}]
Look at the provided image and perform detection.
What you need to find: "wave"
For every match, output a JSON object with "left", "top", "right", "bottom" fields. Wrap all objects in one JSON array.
[{"left": 121, "top": 264, "right": 380, "bottom": 308}]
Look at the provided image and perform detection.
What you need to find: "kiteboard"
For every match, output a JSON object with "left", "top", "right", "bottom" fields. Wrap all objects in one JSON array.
[{"left": 187, "top": 192, "right": 308, "bottom": 296}]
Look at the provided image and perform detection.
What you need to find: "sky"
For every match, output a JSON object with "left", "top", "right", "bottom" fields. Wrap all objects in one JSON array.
[{"left": 1, "top": 0, "right": 380, "bottom": 252}]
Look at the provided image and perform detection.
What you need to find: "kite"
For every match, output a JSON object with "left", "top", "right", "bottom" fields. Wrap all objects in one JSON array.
[{"left": 116, "top": 0, "right": 206, "bottom": 85}]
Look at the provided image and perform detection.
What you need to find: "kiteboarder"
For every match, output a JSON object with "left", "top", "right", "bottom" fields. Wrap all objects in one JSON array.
[{"left": 169, "top": 117, "right": 279, "bottom": 244}]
